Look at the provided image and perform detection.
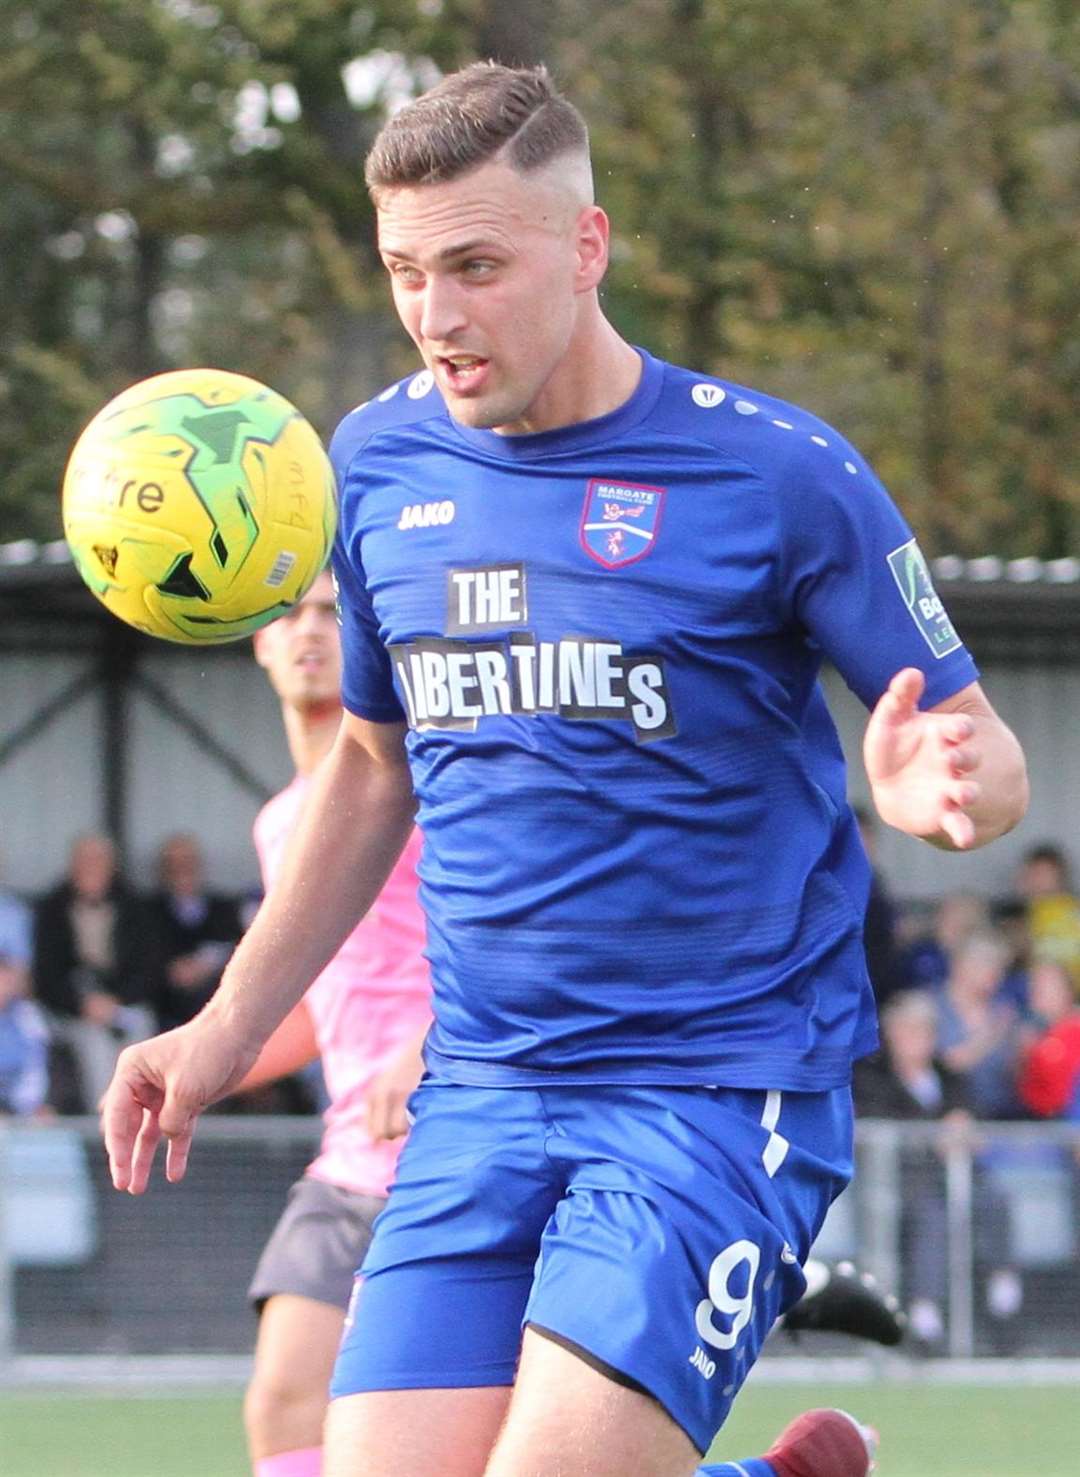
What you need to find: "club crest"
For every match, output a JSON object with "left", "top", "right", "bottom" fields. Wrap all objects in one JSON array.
[{"left": 579, "top": 478, "right": 665, "bottom": 569}]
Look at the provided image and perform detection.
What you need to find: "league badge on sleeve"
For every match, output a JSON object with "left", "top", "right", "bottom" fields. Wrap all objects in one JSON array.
[
  {"left": 886, "top": 538, "right": 962, "bottom": 658},
  {"left": 579, "top": 478, "right": 665, "bottom": 570}
]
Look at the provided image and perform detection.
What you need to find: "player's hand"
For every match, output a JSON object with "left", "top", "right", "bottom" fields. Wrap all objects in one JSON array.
[
  {"left": 363, "top": 1029, "right": 427, "bottom": 1141},
  {"left": 863, "top": 668, "right": 981, "bottom": 849},
  {"left": 100, "top": 1018, "right": 259, "bottom": 1194}
]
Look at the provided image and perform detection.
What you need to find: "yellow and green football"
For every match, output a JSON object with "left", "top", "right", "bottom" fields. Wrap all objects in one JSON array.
[{"left": 62, "top": 368, "right": 337, "bottom": 644}]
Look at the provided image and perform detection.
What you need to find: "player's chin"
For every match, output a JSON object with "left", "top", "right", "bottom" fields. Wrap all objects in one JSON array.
[
  {"left": 441, "top": 379, "right": 525, "bottom": 431},
  {"left": 444, "top": 394, "right": 507, "bottom": 429},
  {"left": 293, "top": 677, "right": 337, "bottom": 705}
]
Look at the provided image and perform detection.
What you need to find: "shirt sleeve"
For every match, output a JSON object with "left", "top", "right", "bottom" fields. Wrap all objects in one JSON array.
[
  {"left": 326, "top": 400, "right": 408, "bottom": 736},
  {"left": 776, "top": 432, "right": 979, "bottom": 710}
]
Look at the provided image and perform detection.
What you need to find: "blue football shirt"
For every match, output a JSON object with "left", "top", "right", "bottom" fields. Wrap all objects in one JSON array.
[{"left": 329, "top": 349, "right": 978, "bottom": 1089}]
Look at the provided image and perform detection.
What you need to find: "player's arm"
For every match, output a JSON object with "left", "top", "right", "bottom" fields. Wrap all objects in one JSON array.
[
  {"left": 102, "top": 712, "right": 415, "bottom": 1193},
  {"left": 863, "top": 670, "right": 1028, "bottom": 851},
  {"left": 233, "top": 999, "right": 319, "bottom": 1092},
  {"left": 773, "top": 424, "right": 1028, "bottom": 851}
]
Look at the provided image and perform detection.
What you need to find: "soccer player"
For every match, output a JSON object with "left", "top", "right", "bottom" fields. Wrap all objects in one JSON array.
[
  {"left": 103, "top": 63, "right": 1029, "bottom": 1477},
  {"left": 243, "top": 575, "right": 894, "bottom": 1477},
  {"left": 239, "top": 571, "right": 431, "bottom": 1477},
  {"left": 247, "top": 577, "right": 898, "bottom": 1477}
]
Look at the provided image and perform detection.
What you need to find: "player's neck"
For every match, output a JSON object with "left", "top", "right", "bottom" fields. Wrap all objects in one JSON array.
[
  {"left": 283, "top": 701, "right": 341, "bottom": 776},
  {"left": 498, "top": 309, "right": 641, "bottom": 435}
]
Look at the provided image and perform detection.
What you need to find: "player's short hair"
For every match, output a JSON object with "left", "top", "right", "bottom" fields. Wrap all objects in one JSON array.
[{"left": 365, "top": 61, "right": 590, "bottom": 199}]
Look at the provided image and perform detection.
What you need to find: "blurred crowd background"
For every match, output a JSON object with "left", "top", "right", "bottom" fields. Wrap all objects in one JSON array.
[
  {"left": 4, "top": 822, "right": 1080, "bottom": 1129},
  {"left": 4, "top": 822, "right": 1080, "bottom": 1359}
]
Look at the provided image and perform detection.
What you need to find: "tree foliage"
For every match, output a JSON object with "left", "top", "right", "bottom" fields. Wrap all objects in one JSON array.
[{"left": 1, "top": 0, "right": 1076, "bottom": 552}]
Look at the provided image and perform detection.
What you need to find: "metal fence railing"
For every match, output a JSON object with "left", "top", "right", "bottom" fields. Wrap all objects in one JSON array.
[
  {"left": 1, "top": 1116, "right": 1077, "bottom": 1369},
  {"left": 799, "top": 1119, "right": 1079, "bottom": 1360}
]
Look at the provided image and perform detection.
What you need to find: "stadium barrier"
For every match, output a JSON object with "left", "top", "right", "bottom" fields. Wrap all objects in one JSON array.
[{"left": 0, "top": 1117, "right": 1077, "bottom": 1379}]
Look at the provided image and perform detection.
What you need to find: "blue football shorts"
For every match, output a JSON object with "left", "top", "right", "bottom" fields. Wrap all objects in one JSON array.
[{"left": 330, "top": 1080, "right": 853, "bottom": 1454}]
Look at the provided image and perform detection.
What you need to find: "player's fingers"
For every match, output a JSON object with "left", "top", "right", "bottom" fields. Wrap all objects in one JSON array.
[
  {"left": 102, "top": 1073, "right": 162, "bottom": 1192},
  {"left": 939, "top": 782, "right": 980, "bottom": 849},
  {"left": 103, "top": 1095, "right": 143, "bottom": 1191},
  {"left": 940, "top": 714, "right": 975, "bottom": 746},
  {"left": 150, "top": 1079, "right": 206, "bottom": 1183},
  {"left": 864, "top": 669, "right": 926, "bottom": 777},
  {"left": 947, "top": 746, "right": 980, "bottom": 775},
  {"left": 126, "top": 1111, "right": 163, "bottom": 1196},
  {"left": 384, "top": 1093, "right": 410, "bottom": 1139},
  {"left": 885, "top": 667, "right": 925, "bottom": 717},
  {"left": 949, "top": 779, "right": 980, "bottom": 808},
  {"left": 366, "top": 1085, "right": 409, "bottom": 1140},
  {"left": 941, "top": 805, "right": 977, "bottom": 850},
  {"left": 868, "top": 688, "right": 907, "bottom": 736},
  {"left": 164, "top": 1122, "right": 197, "bottom": 1184}
]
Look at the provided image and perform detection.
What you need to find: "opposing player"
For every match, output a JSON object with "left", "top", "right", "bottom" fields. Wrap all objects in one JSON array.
[
  {"left": 240, "top": 572, "right": 431, "bottom": 1477},
  {"left": 103, "top": 63, "right": 1028, "bottom": 1477}
]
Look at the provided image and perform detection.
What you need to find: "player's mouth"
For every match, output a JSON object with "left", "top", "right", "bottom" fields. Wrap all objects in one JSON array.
[
  {"left": 435, "top": 353, "right": 490, "bottom": 395},
  {"left": 294, "top": 647, "right": 327, "bottom": 670}
]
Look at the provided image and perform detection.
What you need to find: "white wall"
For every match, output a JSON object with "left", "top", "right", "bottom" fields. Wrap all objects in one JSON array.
[{"left": 0, "top": 646, "right": 291, "bottom": 897}]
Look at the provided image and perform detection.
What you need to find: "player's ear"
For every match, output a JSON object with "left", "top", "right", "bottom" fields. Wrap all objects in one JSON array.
[{"left": 574, "top": 205, "right": 609, "bottom": 293}]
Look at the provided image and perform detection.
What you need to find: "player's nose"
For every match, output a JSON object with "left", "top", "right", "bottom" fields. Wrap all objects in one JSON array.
[
  {"left": 292, "top": 601, "right": 328, "bottom": 635},
  {"left": 418, "top": 275, "right": 468, "bottom": 343}
]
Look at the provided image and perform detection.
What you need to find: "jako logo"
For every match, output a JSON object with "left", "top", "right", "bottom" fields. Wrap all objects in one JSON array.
[
  {"left": 398, "top": 500, "right": 455, "bottom": 530},
  {"left": 689, "top": 1346, "right": 716, "bottom": 1380}
]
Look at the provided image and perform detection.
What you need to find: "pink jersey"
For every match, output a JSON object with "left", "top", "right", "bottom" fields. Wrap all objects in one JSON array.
[{"left": 253, "top": 775, "right": 431, "bottom": 1195}]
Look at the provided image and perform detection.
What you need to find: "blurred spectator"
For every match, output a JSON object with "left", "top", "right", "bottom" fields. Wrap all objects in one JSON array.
[
  {"left": 0, "top": 960, "right": 50, "bottom": 1118},
  {"left": 1, "top": 858, "right": 53, "bottom": 1119},
  {"left": 937, "top": 931, "right": 1029, "bottom": 1120},
  {"left": 854, "top": 990, "right": 1017, "bottom": 1350},
  {"left": 856, "top": 989, "right": 970, "bottom": 1121},
  {"left": 1014, "top": 842, "right": 1080, "bottom": 996},
  {"left": 0, "top": 859, "right": 33, "bottom": 975},
  {"left": 146, "top": 833, "right": 243, "bottom": 1031},
  {"left": 853, "top": 803, "right": 904, "bottom": 1005},
  {"left": 900, "top": 890, "right": 991, "bottom": 995},
  {"left": 1017, "top": 959, "right": 1080, "bottom": 1121},
  {"left": 32, "top": 833, "right": 155, "bottom": 1113}
]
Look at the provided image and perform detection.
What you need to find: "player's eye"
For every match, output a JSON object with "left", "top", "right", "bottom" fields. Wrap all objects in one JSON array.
[
  {"left": 461, "top": 259, "right": 496, "bottom": 278},
  {"left": 390, "top": 263, "right": 423, "bottom": 285}
]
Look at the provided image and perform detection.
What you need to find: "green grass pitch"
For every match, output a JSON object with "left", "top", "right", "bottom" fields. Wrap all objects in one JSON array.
[{"left": 1, "top": 1383, "right": 1074, "bottom": 1475}]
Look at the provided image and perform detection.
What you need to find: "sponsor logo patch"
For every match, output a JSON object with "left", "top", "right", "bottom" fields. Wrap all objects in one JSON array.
[
  {"left": 579, "top": 478, "right": 665, "bottom": 569},
  {"left": 389, "top": 634, "right": 676, "bottom": 744},
  {"left": 886, "top": 538, "right": 962, "bottom": 658},
  {"left": 446, "top": 563, "right": 527, "bottom": 636}
]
